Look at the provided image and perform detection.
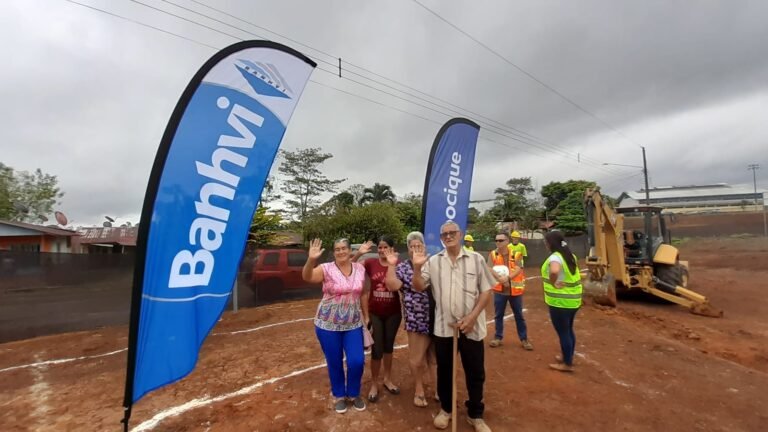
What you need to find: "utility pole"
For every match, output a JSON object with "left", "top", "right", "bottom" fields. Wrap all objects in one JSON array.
[
  {"left": 642, "top": 147, "right": 653, "bottom": 258},
  {"left": 748, "top": 164, "right": 760, "bottom": 208},
  {"left": 642, "top": 147, "right": 651, "bottom": 205},
  {"left": 749, "top": 164, "right": 767, "bottom": 237}
]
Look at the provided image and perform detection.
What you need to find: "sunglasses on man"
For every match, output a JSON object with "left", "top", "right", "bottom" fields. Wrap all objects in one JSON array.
[{"left": 440, "top": 230, "right": 460, "bottom": 239}]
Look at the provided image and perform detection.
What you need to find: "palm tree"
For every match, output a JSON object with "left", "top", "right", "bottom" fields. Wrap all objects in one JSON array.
[{"left": 360, "top": 183, "right": 396, "bottom": 205}]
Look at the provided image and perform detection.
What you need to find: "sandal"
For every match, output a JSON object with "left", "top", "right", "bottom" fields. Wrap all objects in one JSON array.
[
  {"left": 413, "top": 395, "right": 428, "bottom": 408},
  {"left": 384, "top": 383, "right": 401, "bottom": 395},
  {"left": 368, "top": 392, "right": 379, "bottom": 403},
  {"left": 367, "top": 387, "right": 379, "bottom": 403}
]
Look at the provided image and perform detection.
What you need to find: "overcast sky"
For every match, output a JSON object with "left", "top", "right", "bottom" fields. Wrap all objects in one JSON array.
[{"left": 2, "top": 0, "right": 767, "bottom": 226}]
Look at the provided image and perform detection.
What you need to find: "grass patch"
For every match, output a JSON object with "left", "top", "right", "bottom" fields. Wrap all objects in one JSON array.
[{"left": 729, "top": 233, "right": 757, "bottom": 239}]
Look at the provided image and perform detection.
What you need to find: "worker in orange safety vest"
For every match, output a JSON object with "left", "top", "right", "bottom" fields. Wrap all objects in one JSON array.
[{"left": 488, "top": 232, "right": 533, "bottom": 350}]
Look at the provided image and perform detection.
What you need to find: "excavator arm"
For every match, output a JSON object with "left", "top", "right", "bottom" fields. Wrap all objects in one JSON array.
[{"left": 583, "top": 188, "right": 624, "bottom": 306}]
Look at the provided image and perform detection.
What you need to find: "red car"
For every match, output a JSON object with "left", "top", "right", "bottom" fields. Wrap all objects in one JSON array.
[{"left": 248, "top": 248, "right": 321, "bottom": 301}]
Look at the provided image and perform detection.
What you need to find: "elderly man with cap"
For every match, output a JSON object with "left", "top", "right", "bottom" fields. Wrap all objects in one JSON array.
[
  {"left": 463, "top": 234, "right": 475, "bottom": 252},
  {"left": 507, "top": 231, "right": 527, "bottom": 267}
]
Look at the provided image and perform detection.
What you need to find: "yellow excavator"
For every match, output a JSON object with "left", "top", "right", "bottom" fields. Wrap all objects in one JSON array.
[{"left": 582, "top": 188, "right": 722, "bottom": 317}]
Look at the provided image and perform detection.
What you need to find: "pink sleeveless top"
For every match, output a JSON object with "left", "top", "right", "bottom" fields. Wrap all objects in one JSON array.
[{"left": 314, "top": 262, "right": 365, "bottom": 331}]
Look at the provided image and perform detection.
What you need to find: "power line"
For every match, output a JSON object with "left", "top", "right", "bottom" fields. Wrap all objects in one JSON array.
[
  {"left": 62, "top": 0, "right": 218, "bottom": 49},
  {"left": 156, "top": 0, "right": 622, "bottom": 172},
  {"left": 61, "top": 0, "right": 622, "bottom": 177},
  {"left": 128, "top": 1, "right": 621, "bottom": 175},
  {"left": 411, "top": 0, "right": 643, "bottom": 149},
  {"left": 185, "top": 0, "right": 339, "bottom": 62}
]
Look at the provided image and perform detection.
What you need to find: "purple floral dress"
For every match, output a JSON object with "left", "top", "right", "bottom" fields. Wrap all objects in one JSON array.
[{"left": 396, "top": 260, "right": 431, "bottom": 334}]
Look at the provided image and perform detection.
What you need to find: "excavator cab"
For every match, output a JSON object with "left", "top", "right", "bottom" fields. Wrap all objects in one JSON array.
[{"left": 615, "top": 206, "right": 670, "bottom": 265}]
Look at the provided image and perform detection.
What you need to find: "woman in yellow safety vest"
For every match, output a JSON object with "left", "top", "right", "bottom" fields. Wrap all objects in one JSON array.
[{"left": 541, "top": 231, "right": 583, "bottom": 372}]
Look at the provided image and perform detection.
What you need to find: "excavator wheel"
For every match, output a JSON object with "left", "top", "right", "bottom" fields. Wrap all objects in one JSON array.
[
  {"left": 654, "top": 263, "right": 683, "bottom": 293},
  {"left": 583, "top": 274, "right": 618, "bottom": 307}
]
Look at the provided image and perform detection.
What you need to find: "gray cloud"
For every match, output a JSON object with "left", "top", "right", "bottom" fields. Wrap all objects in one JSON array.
[{"left": 1, "top": 0, "right": 766, "bottom": 226}]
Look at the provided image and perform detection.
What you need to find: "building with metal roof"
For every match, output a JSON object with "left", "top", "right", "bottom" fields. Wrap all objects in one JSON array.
[
  {"left": 0, "top": 220, "right": 78, "bottom": 252},
  {"left": 618, "top": 183, "right": 766, "bottom": 213}
]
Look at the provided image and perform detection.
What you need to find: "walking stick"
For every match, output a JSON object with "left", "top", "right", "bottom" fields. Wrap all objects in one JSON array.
[{"left": 452, "top": 325, "right": 458, "bottom": 432}]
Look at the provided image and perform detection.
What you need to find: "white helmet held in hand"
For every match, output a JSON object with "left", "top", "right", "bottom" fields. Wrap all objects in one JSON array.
[{"left": 492, "top": 265, "right": 509, "bottom": 278}]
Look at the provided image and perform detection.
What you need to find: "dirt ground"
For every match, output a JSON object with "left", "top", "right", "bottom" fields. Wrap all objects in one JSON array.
[
  {"left": 1, "top": 237, "right": 767, "bottom": 431},
  {"left": 625, "top": 211, "right": 767, "bottom": 238}
]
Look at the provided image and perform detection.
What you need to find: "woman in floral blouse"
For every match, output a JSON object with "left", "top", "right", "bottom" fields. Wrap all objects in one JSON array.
[
  {"left": 384, "top": 231, "right": 437, "bottom": 408},
  {"left": 303, "top": 238, "right": 368, "bottom": 414}
]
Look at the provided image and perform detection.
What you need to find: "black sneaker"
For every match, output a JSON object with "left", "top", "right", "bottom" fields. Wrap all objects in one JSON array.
[
  {"left": 334, "top": 398, "right": 348, "bottom": 414},
  {"left": 351, "top": 396, "right": 366, "bottom": 411}
]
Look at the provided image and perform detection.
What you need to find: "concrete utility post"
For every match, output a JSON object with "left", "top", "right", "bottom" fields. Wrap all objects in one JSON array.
[
  {"left": 642, "top": 147, "right": 653, "bottom": 257},
  {"left": 748, "top": 164, "right": 760, "bottom": 208},
  {"left": 749, "top": 164, "right": 767, "bottom": 237}
]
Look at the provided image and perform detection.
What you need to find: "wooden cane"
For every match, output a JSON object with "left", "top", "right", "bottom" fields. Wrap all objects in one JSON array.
[{"left": 452, "top": 325, "right": 458, "bottom": 432}]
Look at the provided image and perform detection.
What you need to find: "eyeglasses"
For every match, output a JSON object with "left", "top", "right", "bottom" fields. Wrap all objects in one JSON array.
[
  {"left": 495, "top": 239, "right": 506, "bottom": 243},
  {"left": 440, "top": 230, "right": 459, "bottom": 239}
]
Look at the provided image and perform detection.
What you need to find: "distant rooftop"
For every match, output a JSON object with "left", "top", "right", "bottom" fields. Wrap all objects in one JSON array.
[{"left": 623, "top": 183, "right": 765, "bottom": 200}]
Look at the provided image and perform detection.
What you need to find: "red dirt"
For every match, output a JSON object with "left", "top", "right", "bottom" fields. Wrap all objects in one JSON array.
[
  {"left": 625, "top": 211, "right": 767, "bottom": 237},
  {"left": 1, "top": 237, "right": 768, "bottom": 431}
]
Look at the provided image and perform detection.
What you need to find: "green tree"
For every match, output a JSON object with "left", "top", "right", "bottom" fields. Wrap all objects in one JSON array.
[
  {"left": 344, "top": 183, "right": 366, "bottom": 206},
  {"left": 553, "top": 190, "right": 587, "bottom": 234},
  {"left": 260, "top": 176, "right": 281, "bottom": 206},
  {"left": 393, "top": 193, "right": 422, "bottom": 234},
  {"left": 494, "top": 177, "right": 535, "bottom": 198},
  {"left": 313, "top": 191, "right": 356, "bottom": 217},
  {"left": 0, "top": 163, "right": 13, "bottom": 220},
  {"left": 467, "top": 207, "right": 480, "bottom": 225},
  {"left": 0, "top": 163, "right": 63, "bottom": 222},
  {"left": 471, "top": 212, "right": 500, "bottom": 240},
  {"left": 490, "top": 194, "right": 529, "bottom": 222},
  {"left": 360, "top": 183, "right": 396, "bottom": 205},
  {"left": 303, "top": 202, "right": 405, "bottom": 245},
  {"left": 277, "top": 148, "right": 346, "bottom": 221},
  {"left": 540, "top": 179, "right": 596, "bottom": 213},
  {"left": 490, "top": 177, "right": 536, "bottom": 222},
  {"left": 247, "top": 204, "right": 283, "bottom": 247}
]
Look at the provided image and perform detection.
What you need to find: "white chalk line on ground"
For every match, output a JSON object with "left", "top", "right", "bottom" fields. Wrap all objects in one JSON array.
[
  {"left": 574, "top": 352, "right": 633, "bottom": 388},
  {"left": 1, "top": 317, "right": 317, "bottom": 373},
  {"left": 29, "top": 354, "right": 52, "bottom": 428},
  {"left": 132, "top": 314, "right": 518, "bottom": 431},
  {"left": 0, "top": 348, "right": 128, "bottom": 373},
  {"left": 213, "top": 317, "right": 315, "bottom": 336},
  {"left": 2, "top": 280, "right": 538, "bottom": 373}
]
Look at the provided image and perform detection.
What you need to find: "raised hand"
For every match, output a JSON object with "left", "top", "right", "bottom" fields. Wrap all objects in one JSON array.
[
  {"left": 358, "top": 240, "right": 374, "bottom": 255},
  {"left": 308, "top": 238, "right": 324, "bottom": 260},
  {"left": 411, "top": 243, "right": 428, "bottom": 267},
  {"left": 384, "top": 249, "right": 399, "bottom": 266}
]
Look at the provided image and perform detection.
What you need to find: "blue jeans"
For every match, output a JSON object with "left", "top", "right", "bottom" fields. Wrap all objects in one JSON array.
[
  {"left": 315, "top": 326, "right": 365, "bottom": 398},
  {"left": 493, "top": 293, "right": 527, "bottom": 341},
  {"left": 549, "top": 306, "right": 579, "bottom": 366}
]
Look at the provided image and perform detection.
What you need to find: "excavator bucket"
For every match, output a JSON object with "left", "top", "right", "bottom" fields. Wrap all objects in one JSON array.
[
  {"left": 652, "top": 278, "right": 724, "bottom": 318},
  {"left": 583, "top": 274, "right": 618, "bottom": 307},
  {"left": 691, "top": 302, "right": 724, "bottom": 318}
]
